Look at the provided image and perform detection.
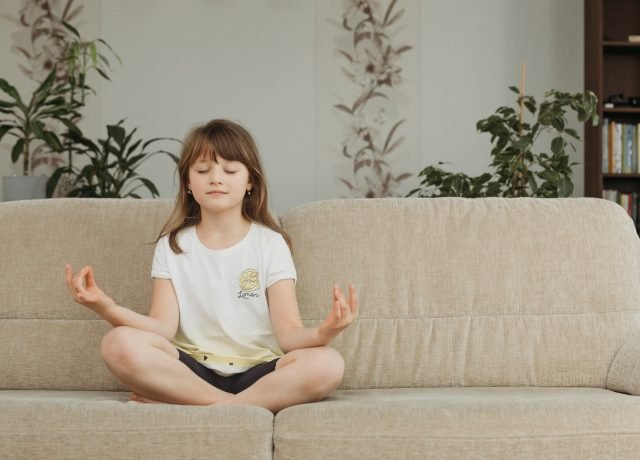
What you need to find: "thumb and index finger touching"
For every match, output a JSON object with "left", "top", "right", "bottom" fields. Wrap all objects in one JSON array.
[
  {"left": 65, "top": 264, "right": 98, "bottom": 293},
  {"left": 333, "top": 283, "right": 359, "bottom": 316}
]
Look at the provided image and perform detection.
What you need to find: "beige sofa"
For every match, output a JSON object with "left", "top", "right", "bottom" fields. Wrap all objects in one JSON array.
[{"left": 1, "top": 197, "right": 640, "bottom": 459}]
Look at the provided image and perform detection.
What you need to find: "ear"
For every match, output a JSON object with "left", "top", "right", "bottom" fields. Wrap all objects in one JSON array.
[{"left": 247, "top": 183, "right": 253, "bottom": 192}]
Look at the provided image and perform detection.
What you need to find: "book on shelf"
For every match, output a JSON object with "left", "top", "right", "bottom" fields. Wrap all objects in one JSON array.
[
  {"left": 602, "top": 119, "right": 640, "bottom": 174},
  {"left": 603, "top": 189, "right": 639, "bottom": 229}
]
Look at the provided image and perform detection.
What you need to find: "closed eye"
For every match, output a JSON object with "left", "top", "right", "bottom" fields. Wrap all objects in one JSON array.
[{"left": 225, "top": 170, "right": 237, "bottom": 174}]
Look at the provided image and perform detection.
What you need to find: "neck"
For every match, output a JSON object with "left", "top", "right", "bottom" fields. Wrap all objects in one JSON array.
[
  {"left": 195, "top": 209, "right": 252, "bottom": 251},
  {"left": 197, "top": 207, "right": 250, "bottom": 236}
]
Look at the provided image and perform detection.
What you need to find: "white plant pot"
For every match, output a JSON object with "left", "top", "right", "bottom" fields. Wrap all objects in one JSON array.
[{"left": 2, "top": 175, "right": 47, "bottom": 201}]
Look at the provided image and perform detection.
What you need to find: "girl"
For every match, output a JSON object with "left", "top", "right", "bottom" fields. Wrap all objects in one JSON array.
[{"left": 65, "top": 119, "right": 357, "bottom": 413}]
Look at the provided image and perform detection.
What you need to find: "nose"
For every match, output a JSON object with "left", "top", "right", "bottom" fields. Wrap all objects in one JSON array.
[{"left": 209, "top": 170, "right": 223, "bottom": 184}]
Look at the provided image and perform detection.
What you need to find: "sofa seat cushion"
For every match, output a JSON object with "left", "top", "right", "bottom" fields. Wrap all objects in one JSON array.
[
  {"left": 0, "top": 391, "right": 274, "bottom": 460},
  {"left": 274, "top": 387, "right": 640, "bottom": 460}
]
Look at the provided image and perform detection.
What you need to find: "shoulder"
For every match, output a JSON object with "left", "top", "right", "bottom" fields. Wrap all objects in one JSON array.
[
  {"left": 156, "top": 225, "right": 196, "bottom": 256},
  {"left": 251, "top": 223, "right": 289, "bottom": 249}
]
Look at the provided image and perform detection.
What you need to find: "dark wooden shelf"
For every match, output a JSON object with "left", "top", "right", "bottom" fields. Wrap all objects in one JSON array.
[
  {"left": 604, "top": 173, "right": 640, "bottom": 179},
  {"left": 604, "top": 41, "right": 640, "bottom": 50},
  {"left": 603, "top": 107, "right": 640, "bottom": 114},
  {"left": 585, "top": 0, "right": 640, "bottom": 201}
]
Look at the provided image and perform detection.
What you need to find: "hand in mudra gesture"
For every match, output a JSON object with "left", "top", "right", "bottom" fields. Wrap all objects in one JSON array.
[
  {"left": 65, "top": 265, "right": 116, "bottom": 313},
  {"left": 319, "top": 284, "right": 358, "bottom": 340}
]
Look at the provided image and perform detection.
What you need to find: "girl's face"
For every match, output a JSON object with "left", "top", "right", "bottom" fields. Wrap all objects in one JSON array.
[{"left": 187, "top": 156, "right": 252, "bottom": 216}]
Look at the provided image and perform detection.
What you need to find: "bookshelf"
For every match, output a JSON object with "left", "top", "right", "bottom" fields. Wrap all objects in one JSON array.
[{"left": 584, "top": 0, "right": 640, "bottom": 227}]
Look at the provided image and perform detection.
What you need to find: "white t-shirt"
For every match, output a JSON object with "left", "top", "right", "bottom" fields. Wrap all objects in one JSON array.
[{"left": 151, "top": 223, "right": 297, "bottom": 375}]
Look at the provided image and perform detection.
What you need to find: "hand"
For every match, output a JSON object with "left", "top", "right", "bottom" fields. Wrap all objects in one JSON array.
[
  {"left": 65, "top": 264, "right": 116, "bottom": 314},
  {"left": 319, "top": 284, "right": 358, "bottom": 342}
]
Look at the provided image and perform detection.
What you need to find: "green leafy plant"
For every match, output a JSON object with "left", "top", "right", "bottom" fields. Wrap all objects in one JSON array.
[
  {"left": 0, "top": 70, "right": 73, "bottom": 175},
  {"left": 57, "top": 21, "right": 119, "bottom": 170},
  {"left": 0, "top": 21, "right": 116, "bottom": 177},
  {"left": 408, "top": 87, "right": 599, "bottom": 198},
  {"left": 48, "top": 119, "right": 180, "bottom": 198}
]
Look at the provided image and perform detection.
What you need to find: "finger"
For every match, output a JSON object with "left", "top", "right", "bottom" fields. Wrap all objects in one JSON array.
[
  {"left": 86, "top": 266, "right": 97, "bottom": 288},
  {"left": 333, "top": 284, "right": 340, "bottom": 302},
  {"left": 65, "top": 265, "right": 74, "bottom": 291},
  {"left": 65, "top": 265, "right": 81, "bottom": 300},
  {"left": 72, "top": 266, "right": 89, "bottom": 294},
  {"left": 349, "top": 284, "right": 358, "bottom": 316},
  {"left": 334, "top": 299, "right": 342, "bottom": 321},
  {"left": 339, "top": 295, "right": 349, "bottom": 313}
]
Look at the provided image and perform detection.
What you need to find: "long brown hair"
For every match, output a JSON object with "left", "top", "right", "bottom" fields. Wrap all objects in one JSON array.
[{"left": 158, "top": 119, "right": 291, "bottom": 253}]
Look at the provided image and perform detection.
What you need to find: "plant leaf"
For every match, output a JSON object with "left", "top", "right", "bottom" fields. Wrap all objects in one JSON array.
[
  {"left": 0, "top": 125, "right": 14, "bottom": 143},
  {"left": 334, "top": 104, "right": 353, "bottom": 115},
  {"left": 385, "top": 9, "right": 405, "bottom": 27},
  {"left": 0, "top": 79, "right": 22, "bottom": 103},
  {"left": 61, "top": 20, "right": 80, "bottom": 37},
  {"left": 383, "top": 120, "right": 405, "bottom": 154},
  {"left": 339, "top": 178, "right": 354, "bottom": 190},
  {"left": 383, "top": 0, "right": 398, "bottom": 25},
  {"left": 551, "top": 136, "right": 564, "bottom": 155},
  {"left": 11, "top": 138, "right": 24, "bottom": 163}
]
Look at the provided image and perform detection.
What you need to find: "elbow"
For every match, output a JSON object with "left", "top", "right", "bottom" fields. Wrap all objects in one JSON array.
[
  {"left": 277, "top": 340, "right": 295, "bottom": 354},
  {"left": 156, "top": 322, "right": 178, "bottom": 342}
]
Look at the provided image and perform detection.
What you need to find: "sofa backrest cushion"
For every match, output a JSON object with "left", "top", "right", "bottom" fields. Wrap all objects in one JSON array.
[
  {"left": 2, "top": 197, "right": 639, "bottom": 391},
  {"left": 279, "top": 198, "right": 640, "bottom": 389},
  {"left": 0, "top": 199, "right": 173, "bottom": 391}
]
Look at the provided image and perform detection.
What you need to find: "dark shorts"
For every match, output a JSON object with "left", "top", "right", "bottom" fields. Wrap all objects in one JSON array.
[{"left": 178, "top": 349, "right": 279, "bottom": 394}]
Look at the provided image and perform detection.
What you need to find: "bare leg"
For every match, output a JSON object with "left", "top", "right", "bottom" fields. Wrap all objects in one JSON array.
[
  {"left": 101, "top": 326, "right": 231, "bottom": 405},
  {"left": 216, "top": 346, "right": 345, "bottom": 413},
  {"left": 129, "top": 393, "right": 166, "bottom": 404}
]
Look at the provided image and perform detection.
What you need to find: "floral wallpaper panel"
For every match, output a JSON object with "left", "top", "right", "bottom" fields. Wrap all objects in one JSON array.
[{"left": 315, "top": 0, "right": 420, "bottom": 199}]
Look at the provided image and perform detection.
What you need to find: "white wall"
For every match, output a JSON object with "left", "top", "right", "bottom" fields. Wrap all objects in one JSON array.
[
  {"left": 98, "top": 0, "right": 315, "bottom": 213},
  {"left": 0, "top": 0, "right": 584, "bottom": 211},
  {"left": 421, "top": 0, "right": 585, "bottom": 196}
]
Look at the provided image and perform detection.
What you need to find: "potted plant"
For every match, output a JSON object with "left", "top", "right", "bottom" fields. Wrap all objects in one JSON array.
[
  {"left": 48, "top": 119, "right": 180, "bottom": 198},
  {"left": 0, "top": 69, "right": 73, "bottom": 200},
  {"left": 0, "top": 22, "right": 115, "bottom": 201},
  {"left": 408, "top": 85, "right": 599, "bottom": 198}
]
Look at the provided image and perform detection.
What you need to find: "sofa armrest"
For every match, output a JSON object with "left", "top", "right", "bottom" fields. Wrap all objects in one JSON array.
[{"left": 606, "top": 333, "right": 640, "bottom": 395}]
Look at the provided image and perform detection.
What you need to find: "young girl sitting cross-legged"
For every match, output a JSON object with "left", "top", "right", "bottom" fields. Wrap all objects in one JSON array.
[{"left": 65, "top": 118, "right": 358, "bottom": 413}]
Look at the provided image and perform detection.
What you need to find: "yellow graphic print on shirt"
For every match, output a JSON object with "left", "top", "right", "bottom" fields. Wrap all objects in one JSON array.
[{"left": 238, "top": 268, "right": 260, "bottom": 292}]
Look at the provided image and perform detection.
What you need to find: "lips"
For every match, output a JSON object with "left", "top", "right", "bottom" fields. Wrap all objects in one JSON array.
[{"left": 206, "top": 190, "right": 227, "bottom": 195}]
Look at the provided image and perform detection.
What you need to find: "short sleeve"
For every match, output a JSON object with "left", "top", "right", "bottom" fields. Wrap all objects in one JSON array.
[
  {"left": 151, "top": 237, "right": 171, "bottom": 279},
  {"left": 266, "top": 234, "right": 297, "bottom": 287}
]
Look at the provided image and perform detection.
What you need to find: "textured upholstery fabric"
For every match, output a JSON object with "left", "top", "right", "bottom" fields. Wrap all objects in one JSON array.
[
  {"left": 0, "top": 391, "right": 274, "bottom": 460},
  {"left": 2, "top": 197, "right": 640, "bottom": 459},
  {"left": 607, "top": 333, "right": 640, "bottom": 395},
  {"left": 280, "top": 198, "right": 640, "bottom": 389},
  {"left": 274, "top": 387, "right": 640, "bottom": 460},
  {"left": 0, "top": 199, "right": 173, "bottom": 390}
]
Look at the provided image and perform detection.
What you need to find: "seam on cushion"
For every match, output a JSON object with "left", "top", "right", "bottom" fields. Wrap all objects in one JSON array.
[
  {"left": 300, "top": 310, "right": 640, "bottom": 321},
  {"left": 274, "top": 432, "right": 640, "bottom": 442},
  {"left": 0, "top": 427, "right": 272, "bottom": 434}
]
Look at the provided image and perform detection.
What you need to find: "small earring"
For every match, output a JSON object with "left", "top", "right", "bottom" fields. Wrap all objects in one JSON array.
[
  {"left": 187, "top": 189, "right": 192, "bottom": 195},
  {"left": 247, "top": 190, "right": 252, "bottom": 196}
]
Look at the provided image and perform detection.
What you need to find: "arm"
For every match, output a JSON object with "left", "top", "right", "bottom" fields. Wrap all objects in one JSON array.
[
  {"left": 65, "top": 264, "right": 179, "bottom": 341},
  {"left": 268, "top": 279, "right": 358, "bottom": 353}
]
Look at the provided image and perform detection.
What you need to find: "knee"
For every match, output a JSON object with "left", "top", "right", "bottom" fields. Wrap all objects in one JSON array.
[
  {"left": 101, "top": 326, "right": 144, "bottom": 374},
  {"left": 301, "top": 347, "right": 345, "bottom": 400}
]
